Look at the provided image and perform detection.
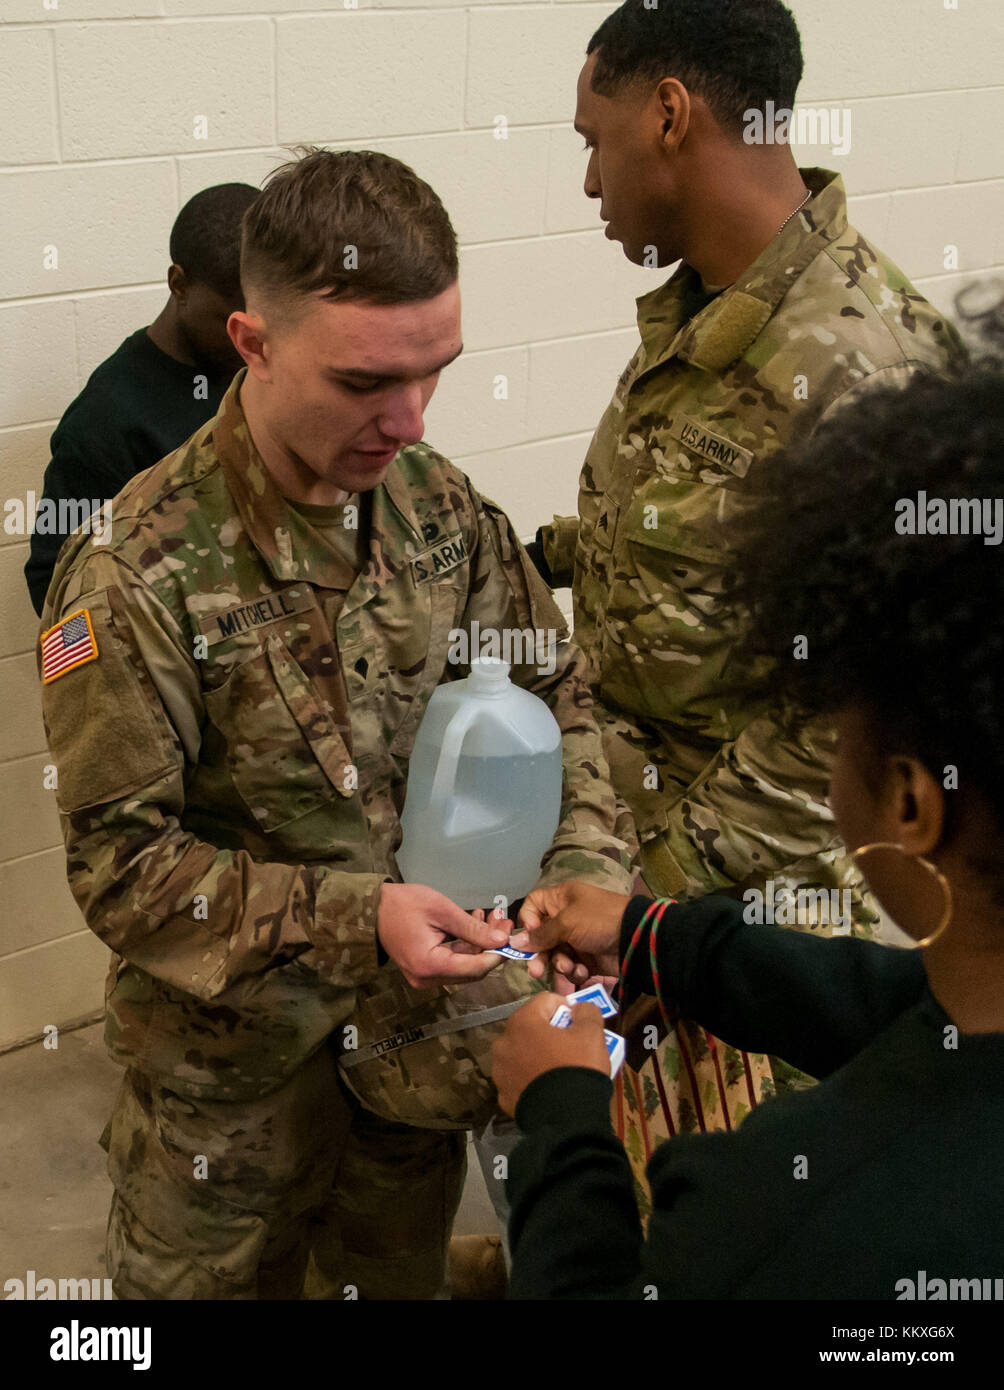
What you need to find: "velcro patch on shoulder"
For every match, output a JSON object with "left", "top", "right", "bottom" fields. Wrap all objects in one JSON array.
[
  {"left": 670, "top": 416, "right": 754, "bottom": 478},
  {"left": 410, "top": 531, "right": 468, "bottom": 585},
  {"left": 40, "top": 608, "right": 99, "bottom": 683}
]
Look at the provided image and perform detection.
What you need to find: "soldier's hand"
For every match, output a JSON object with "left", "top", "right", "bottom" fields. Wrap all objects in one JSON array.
[
  {"left": 377, "top": 884, "right": 510, "bottom": 989},
  {"left": 511, "top": 880, "right": 629, "bottom": 988},
  {"left": 492, "top": 993, "right": 610, "bottom": 1115}
]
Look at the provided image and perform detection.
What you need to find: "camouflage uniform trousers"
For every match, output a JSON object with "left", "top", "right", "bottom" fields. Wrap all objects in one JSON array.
[{"left": 100, "top": 1037, "right": 466, "bottom": 1300}]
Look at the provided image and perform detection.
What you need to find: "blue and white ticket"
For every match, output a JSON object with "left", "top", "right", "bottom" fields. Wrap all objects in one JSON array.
[
  {"left": 564, "top": 982, "right": 618, "bottom": 1019},
  {"left": 488, "top": 943, "right": 537, "bottom": 961},
  {"left": 604, "top": 1030, "right": 626, "bottom": 1078},
  {"left": 547, "top": 999, "right": 625, "bottom": 1077}
]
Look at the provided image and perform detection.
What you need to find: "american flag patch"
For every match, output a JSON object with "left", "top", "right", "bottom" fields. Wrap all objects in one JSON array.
[{"left": 41, "top": 608, "right": 99, "bottom": 684}]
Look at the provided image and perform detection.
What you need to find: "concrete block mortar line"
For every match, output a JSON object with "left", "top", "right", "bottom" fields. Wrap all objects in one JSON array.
[
  {"left": 45, "top": 24, "right": 63, "bottom": 167},
  {"left": 0, "top": 1009, "right": 104, "bottom": 1060}
]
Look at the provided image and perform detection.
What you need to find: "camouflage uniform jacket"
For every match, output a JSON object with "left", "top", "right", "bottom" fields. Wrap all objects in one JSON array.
[
  {"left": 541, "top": 168, "right": 966, "bottom": 917},
  {"left": 38, "top": 369, "right": 633, "bottom": 1100}
]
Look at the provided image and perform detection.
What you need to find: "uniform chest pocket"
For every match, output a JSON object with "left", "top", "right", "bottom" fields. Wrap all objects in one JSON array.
[
  {"left": 385, "top": 572, "right": 466, "bottom": 760},
  {"left": 203, "top": 633, "right": 354, "bottom": 832},
  {"left": 624, "top": 432, "right": 767, "bottom": 569}
]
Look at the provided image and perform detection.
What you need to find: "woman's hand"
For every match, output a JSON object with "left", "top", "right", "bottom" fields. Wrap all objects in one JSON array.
[
  {"left": 491, "top": 992, "right": 610, "bottom": 1115},
  {"left": 510, "top": 880, "right": 631, "bottom": 988}
]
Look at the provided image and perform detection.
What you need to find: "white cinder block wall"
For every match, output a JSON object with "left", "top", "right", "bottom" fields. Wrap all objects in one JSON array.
[{"left": 1, "top": 0, "right": 1001, "bottom": 1049}]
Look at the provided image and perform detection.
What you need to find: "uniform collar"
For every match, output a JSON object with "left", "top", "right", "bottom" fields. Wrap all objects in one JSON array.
[
  {"left": 213, "top": 369, "right": 425, "bottom": 609},
  {"left": 636, "top": 168, "right": 850, "bottom": 377}
]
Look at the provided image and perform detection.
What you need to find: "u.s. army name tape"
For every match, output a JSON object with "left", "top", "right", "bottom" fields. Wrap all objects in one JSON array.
[{"left": 339, "top": 999, "right": 526, "bottom": 1068}]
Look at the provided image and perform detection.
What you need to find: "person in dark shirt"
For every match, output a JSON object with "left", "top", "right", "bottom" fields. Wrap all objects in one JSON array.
[
  {"left": 493, "top": 365, "right": 1004, "bottom": 1300},
  {"left": 25, "top": 182, "right": 260, "bottom": 616}
]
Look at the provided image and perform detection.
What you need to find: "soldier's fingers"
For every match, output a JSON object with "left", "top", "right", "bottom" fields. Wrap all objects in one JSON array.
[
  {"left": 440, "top": 902, "right": 509, "bottom": 949},
  {"left": 425, "top": 950, "right": 503, "bottom": 984},
  {"left": 471, "top": 907, "right": 513, "bottom": 927},
  {"left": 447, "top": 938, "right": 488, "bottom": 955},
  {"left": 567, "top": 1001, "right": 604, "bottom": 1031}
]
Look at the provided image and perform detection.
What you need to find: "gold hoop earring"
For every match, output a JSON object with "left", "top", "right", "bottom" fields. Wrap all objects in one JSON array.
[{"left": 850, "top": 841, "right": 952, "bottom": 948}]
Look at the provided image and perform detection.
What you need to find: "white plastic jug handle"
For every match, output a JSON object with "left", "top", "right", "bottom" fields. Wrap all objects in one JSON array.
[{"left": 429, "top": 702, "right": 480, "bottom": 812}]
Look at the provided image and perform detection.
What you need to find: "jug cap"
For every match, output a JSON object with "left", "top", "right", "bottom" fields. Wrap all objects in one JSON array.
[{"left": 468, "top": 656, "right": 510, "bottom": 694}]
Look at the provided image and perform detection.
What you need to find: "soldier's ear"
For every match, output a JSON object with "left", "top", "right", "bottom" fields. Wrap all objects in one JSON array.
[
  {"left": 228, "top": 310, "right": 270, "bottom": 379},
  {"left": 654, "top": 78, "right": 690, "bottom": 151}
]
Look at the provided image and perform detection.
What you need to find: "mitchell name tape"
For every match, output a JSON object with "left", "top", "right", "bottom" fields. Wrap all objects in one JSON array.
[{"left": 340, "top": 998, "right": 525, "bottom": 1068}]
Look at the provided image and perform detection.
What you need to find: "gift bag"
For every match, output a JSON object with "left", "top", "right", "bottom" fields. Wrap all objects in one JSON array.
[{"left": 611, "top": 996, "right": 774, "bottom": 1226}]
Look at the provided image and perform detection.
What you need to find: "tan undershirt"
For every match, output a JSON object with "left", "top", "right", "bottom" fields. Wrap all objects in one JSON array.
[{"left": 285, "top": 493, "right": 367, "bottom": 625}]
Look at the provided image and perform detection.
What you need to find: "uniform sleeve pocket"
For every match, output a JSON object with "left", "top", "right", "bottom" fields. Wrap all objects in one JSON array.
[{"left": 203, "top": 633, "right": 354, "bottom": 832}]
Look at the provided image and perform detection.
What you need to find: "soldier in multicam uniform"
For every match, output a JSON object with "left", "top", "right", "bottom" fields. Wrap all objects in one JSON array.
[
  {"left": 37, "top": 148, "right": 633, "bottom": 1300},
  {"left": 527, "top": 0, "right": 967, "bottom": 1107}
]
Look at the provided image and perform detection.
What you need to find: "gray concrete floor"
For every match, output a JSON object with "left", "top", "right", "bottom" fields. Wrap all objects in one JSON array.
[{"left": 0, "top": 1019, "right": 499, "bottom": 1288}]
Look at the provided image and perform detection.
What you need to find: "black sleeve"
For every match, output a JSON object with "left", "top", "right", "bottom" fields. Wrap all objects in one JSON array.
[
  {"left": 25, "top": 435, "right": 129, "bottom": 616},
  {"left": 616, "top": 894, "right": 927, "bottom": 1079},
  {"left": 508, "top": 1066, "right": 645, "bottom": 1299}
]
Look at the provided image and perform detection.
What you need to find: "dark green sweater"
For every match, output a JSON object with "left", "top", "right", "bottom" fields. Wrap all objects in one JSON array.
[
  {"left": 507, "top": 895, "right": 1004, "bottom": 1299},
  {"left": 25, "top": 329, "right": 233, "bottom": 615}
]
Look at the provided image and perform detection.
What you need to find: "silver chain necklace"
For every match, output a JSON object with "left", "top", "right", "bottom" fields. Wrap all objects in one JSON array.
[{"left": 775, "top": 187, "right": 812, "bottom": 238}]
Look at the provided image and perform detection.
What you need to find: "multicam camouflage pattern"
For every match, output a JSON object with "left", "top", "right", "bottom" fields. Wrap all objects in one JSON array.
[
  {"left": 38, "top": 368, "right": 634, "bottom": 1107},
  {"left": 542, "top": 168, "right": 967, "bottom": 926},
  {"left": 102, "top": 1047, "right": 466, "bottom": 1299}
]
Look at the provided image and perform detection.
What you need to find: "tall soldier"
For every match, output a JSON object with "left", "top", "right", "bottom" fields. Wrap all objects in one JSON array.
[
  {"left": 37, "top": 148, "right": 633, "bottom": 1299},
  {"left": 526, "top": 0, "right": 966, "bottom": 1106}
]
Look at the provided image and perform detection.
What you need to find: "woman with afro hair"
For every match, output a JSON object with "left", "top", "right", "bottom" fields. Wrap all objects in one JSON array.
[{"left": 492, "top": 364, "right": 1004, "bottom": 1300}]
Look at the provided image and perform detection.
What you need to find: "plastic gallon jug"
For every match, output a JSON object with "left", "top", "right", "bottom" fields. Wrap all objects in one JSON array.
[{"left": 396, "top": 657, "right": 563, "bottom": 909}]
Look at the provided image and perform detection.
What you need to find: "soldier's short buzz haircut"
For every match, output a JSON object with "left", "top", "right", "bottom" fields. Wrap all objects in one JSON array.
[
  {"left": 240, "top": 146, "right": 459, "bottom": 326},
  {"left": 587, "top": 0, "right": 804, "bottom": 137},
  {"left": 170, "top": 183, "right": 260, "bottom": 302}
]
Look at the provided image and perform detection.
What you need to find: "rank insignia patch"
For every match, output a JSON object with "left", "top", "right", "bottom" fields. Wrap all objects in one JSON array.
[{"left": 41, "top": 608, "right": 99, "bottom": 683}]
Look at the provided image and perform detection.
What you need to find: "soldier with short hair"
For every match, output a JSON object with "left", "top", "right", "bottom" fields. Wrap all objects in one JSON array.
[
  {"left": 525, "top": 0, "right": 967, "bottom": 1110},
  {"left": 38, "top": 146, "right": 633, "bottom": 1300}
]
